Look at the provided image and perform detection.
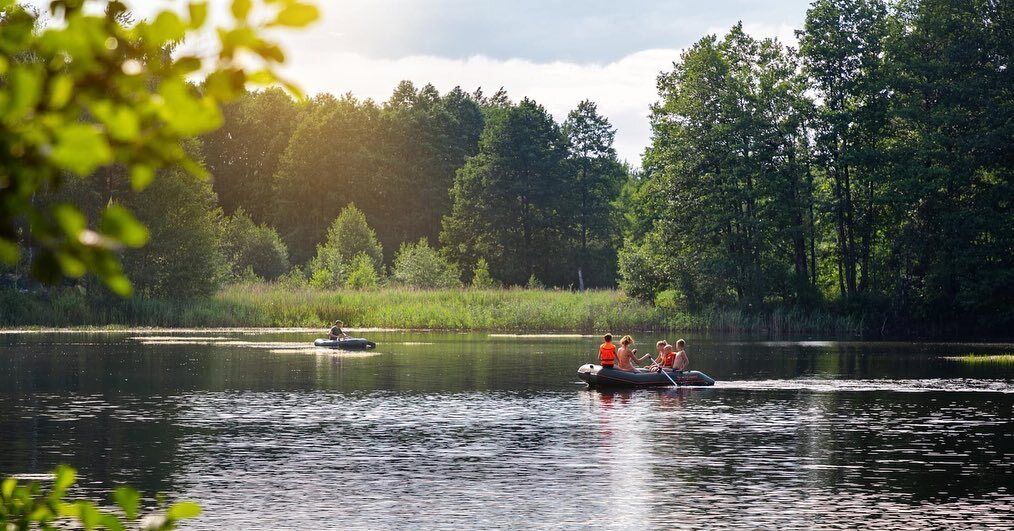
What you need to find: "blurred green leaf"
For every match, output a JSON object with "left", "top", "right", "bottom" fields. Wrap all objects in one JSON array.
[
  {"left": 91, "top": 102, "right": 140, "bottom": 142},
  {"left": 0, "top": 238, "right": 20, "bottom": 264},
  {"left": 53, "top": 465, "right": 76, "bottom": 494},
  {"left": 8, "top": 65, "right": 42, "bottom": 119},
  {"left": 55, "top": 251, "right": 87, "bottom": 277},
  {"left": 50, "top": 124, "right": 113, "bottom": 175},
  {"left": 53, "top": 203, "right": 87, "bottom": 236},
  {"left": 48, "top": 74, "right": 74, "bottom": 109},
  {"left": 204, "top": 68, "right": 247, "bottom": 100},
  {"left": 130, "top": 164, "right": 156, "bottom": 190},
  {"left": 231, "top": 0, "right": 253, "bottom": 20},
  {"left": 1, "top": 477, "right": 15, "bottom": 499},
  {"left": 147, "top": 11, "right": 186, "bottom": 45},
  {"left": 188, "top": 1, "right": 209, "bottom": 28},
  {"left": 104, "top": 273, "right": 133, "bottom": 296},
  {"left": 158, "top": 80, "right": 223, "bottom": 135},
  {"left": 100, "top": 204, "right": 149, "bottom": 247},
  {"left": 166, "top": 500, "right": 202, "bottom": 520},
  {"left": 271, "top": 2, "right": 319, "bottom": 27},
  {"left": 112, "top": 486, "right": 141, "bottom": 520}
]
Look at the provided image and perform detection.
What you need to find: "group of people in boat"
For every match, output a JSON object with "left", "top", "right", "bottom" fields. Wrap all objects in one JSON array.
[{"left": 598, "top": 333, "right": 689, "bottom": 372}]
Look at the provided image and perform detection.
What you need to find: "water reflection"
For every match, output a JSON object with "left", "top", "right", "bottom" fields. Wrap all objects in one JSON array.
[{"left": 0, "top": 331, "right": 1011, "bottom": 528}]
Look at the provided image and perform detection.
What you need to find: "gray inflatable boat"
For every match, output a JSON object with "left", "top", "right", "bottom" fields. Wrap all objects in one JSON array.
[
  {"left": 313, "top": 338, "right": 377, "bottom": 350},
  {"left": 578, "top": 364, "right": 715, "bottom": 387}
]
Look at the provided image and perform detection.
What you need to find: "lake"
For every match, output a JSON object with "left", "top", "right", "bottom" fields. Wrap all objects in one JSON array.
[{"left": 1, "top": 330, "right": 1011, "bottom": 528}]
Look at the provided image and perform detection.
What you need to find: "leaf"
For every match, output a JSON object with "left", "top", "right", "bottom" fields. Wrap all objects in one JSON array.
[
  {"left": 50, "top": 124, "right": 113, "bottom": 175},
  {"left": 53, "top": 465, "right": 76, "bottom": 494},
  {"left": 157, "top": 80, "right": 223, "bottom": 135},
  {"left": 231, "top": 0, "right": 252, "bottom": 21},
  {"left": 188, "top": 1, "right": 209, "bottom": 28},
  {"left": 2, "top": 477, "right": 16, "bottom": 499},
  {"left": 148, "top": 11, "right": 186, "bottom": 45},
  {"left": 166, "top": 501, "right": 202, "bottom": 520},
  {"left": 7, "top": 65, "right": 42, "bottom": 119},
  {"left": 271, "top": 2, "right": 319, "bottom": 27},
  {"left": 204, "top": 68, "right": 247, "bottom": 101},
  {"left": 112, "top": 486, "right": 141, "bottom": 520},
  {"left": 0, "top": 238, "right": 20, "bottom": 264},
  {"left": 53, "top": 204, "right": 87, "bottom": 236},
  {"left": 55, "top": 251, "right": 86, "bottom": 278},
  {"left": 104, "top": 273, "right": 133, "bottom": 296},
  {"left": 100, "top": 205, "right": 149, "bottom": 247},
  {"left": 48, "top": 74, "right": 74, "bottom": 109},
  {"left": 91, "top": 102, "right": 140, "bottom": 142},
  {"left": 130, "top": 164, "right": 156, "bottom": 190}
]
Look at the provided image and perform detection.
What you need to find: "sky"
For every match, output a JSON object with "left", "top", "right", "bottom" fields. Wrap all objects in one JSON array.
[
  {"left": 40, "top": 0, "right": 815, "bottom": 163},
  {"left": 275, "top": 0, "right": 813, "bottom": 164}
]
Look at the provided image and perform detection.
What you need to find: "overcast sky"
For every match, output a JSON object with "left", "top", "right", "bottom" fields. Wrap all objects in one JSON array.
[{"left": 47, "top": 1, "right": 815, "bottom": 163}]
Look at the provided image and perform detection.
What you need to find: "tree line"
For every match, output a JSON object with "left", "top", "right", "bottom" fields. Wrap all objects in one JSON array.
[
  {"left": 5, "top": 0, "right": 1010, "bottom": 334},
  {"left": 621, "top": 0, "right": 1012, "bottom": 332}
]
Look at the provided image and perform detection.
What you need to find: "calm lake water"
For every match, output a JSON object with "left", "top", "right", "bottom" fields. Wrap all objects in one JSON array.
[{"left": 1, "top": 330, "right": 1011, "bottom": 529}]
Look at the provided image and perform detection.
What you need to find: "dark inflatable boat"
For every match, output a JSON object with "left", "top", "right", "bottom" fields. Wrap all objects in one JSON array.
[
  {"left": 313, "top": 338, "right": 377, "bottom": 350},
  {"left": 578, "top": 364, "right": 715, "bottom": 387}
]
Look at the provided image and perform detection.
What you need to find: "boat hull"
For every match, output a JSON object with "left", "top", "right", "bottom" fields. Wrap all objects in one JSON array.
[
  {"left": 313, "top": 338, "right": 377, "bottom": 350},
  {"left": 578, "top": 364, "right": 715, "bottom": 387}
]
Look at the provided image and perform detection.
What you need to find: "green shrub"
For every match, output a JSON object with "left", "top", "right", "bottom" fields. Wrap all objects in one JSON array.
[
  {"left": 221, "top": 209, "right": 290, "bottom": 280},
  {"left": 309, "top": 204, "right": 384, "bottom": 287},
  {"left": 345, "top": 252, "right": 380, "bottom": 290},
  {"left": 471, "top": 258, "right": 498, "bottom": 289},
  {"left": 393, "top": 239, "right": 461, "bottom": 288}
]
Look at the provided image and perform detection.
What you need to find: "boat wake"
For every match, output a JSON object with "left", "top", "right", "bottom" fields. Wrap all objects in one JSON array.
[{"left": 715, "top": 378, "right": 1013, "bottom": 394}]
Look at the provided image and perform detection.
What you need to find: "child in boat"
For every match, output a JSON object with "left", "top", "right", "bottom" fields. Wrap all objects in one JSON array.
[
  {"left": 672, "top": 338, "right": 690, "bottom": 371},
  {"left": 616, "top": 335, "right": 648, "bottom": 372},
  {"left": 598, "top": 333, "right": 617, "bottom": 368},
  {"left": 646, "top": 340, "right": 668, "bottom": 369},
  {"left": 328, "top": 320, "right": 349, "bottom": 341}
]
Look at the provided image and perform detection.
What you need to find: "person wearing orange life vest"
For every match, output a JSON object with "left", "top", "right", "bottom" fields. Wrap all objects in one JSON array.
[{"left": 598, "top": 333, "right": 617, "bottom": 369}]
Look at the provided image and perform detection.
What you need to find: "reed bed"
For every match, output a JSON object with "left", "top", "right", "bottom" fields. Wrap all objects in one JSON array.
[{"left": 0, "top": 284, "right": 864, "bottom": 334}]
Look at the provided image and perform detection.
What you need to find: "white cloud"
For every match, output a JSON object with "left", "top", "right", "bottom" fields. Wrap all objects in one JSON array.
[
  {"left": 278, "top": 21, "right": 798, "bottom": 166},
  {"left": 280, "top": 49, "right": 682, "bottom": 165}
]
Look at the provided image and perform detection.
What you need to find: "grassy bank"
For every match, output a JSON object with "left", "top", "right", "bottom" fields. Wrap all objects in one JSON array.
[{"left": 0, "top": 284, "right": 864, "bottom": 334}]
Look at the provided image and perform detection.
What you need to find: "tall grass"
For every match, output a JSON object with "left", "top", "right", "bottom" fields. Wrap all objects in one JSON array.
[{"left": 0, "top": 284, "right": 864, "bottom": 334}]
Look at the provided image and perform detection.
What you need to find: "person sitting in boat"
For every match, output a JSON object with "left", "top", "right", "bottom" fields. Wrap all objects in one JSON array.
[
  {"left": 328, "top": 320, "right": 349, "bottom": 341},
  {"left": 598, "top": 333, "right": 617, "bottom": 369},
  {"left": 615, "top": 335, "right": 640, "bottom": 372},
  {"left": 672, "top": 338, "right": 690, "bottom": 371},
  {"left": 645, "top": 340, "right": 668, "bottom": 370}
]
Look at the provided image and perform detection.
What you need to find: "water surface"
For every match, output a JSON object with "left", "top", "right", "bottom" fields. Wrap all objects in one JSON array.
[{"left": 1, "top": 331, "right": 1011, "bottom": 528}]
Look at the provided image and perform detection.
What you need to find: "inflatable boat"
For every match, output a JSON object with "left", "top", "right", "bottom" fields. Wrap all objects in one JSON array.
[
  {"left": 578, "top": 364, "right": 715, "bottom": 387},
  {"left": 313, "top": 338, "right": 377, "bottom": 350}
]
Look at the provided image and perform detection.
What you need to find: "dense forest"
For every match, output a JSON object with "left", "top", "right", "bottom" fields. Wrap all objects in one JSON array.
[{"left": 3, "top": 0, "right": 1011, "bottom": 334}]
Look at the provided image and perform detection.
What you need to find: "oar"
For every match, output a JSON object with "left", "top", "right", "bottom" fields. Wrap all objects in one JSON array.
[{"left": 657, "top": 365, "right": 679, "bottom": 388}]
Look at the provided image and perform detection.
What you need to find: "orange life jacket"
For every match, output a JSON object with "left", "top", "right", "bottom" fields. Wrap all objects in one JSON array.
[
  {"left": 599, "top": 342, "right": 617, "bottom": 365},
  {"left": 661, "top": 349, "right": 676, "bottom": 368}
]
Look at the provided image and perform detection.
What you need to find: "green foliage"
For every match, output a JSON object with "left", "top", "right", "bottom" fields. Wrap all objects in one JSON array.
[
  {"left": 308, "top": 204, "right": 384, "bottom": 288},
  {"left": 221, "top": 209, "right": 290, "bottom": 281},
  {"left": 204, "top": 88, "right": 302, "bottom": 224},
  {"left": 441, "top": 98, "right": 576, "bottom": 286},
  {"left": 563, "top": 100, "right": 627, "bottom": 287},
  {"left": 121, "top": 166, "right": 225, "bottom": 298},
  {"left": 345, "top": 252, "right": 380, "bottom": 290},
  {"left": 0, "top": 0, "right": 319, "bottom": 294},
  {"left": 392, "top": 239, "right": 461, "bottom": 288},
  {"left": 470, "top": 258, "right": 498, "bottom": 289},
  {"left": 632, "top": 24, "right": 813, "bottom": 307},
  {"left": 0, "top": 465, "right": 200, "bottom": 530},
  {"left": 271, "top": 85, "right": 483, "bottom": 264}
]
